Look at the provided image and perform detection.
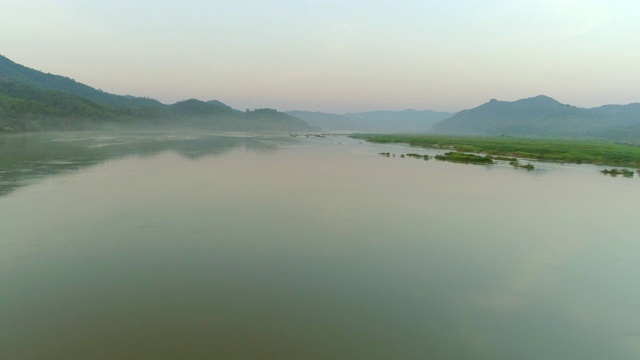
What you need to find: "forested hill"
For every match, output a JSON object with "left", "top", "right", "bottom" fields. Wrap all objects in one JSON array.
[
  {"left": 0, "top": 54, "right": 315, "bottom": 133},
  {"left": 0, "top": 80, "right": 122, "bottom": 131},
  {"left": 429, "top": 95, "right": 640, "bottom": 140},
  {"left": 5, "top": 54, "right": 639, "bottom": 138},
  {"left": 0, "top": 55, "right": 167, "bottom": 113}
]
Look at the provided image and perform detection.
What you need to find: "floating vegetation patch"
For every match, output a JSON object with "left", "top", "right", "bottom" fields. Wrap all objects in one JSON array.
[
  {"left": 434, "top": 152, "right": 494, "bottom": 165},
  {"left": 508, "top": 158, "right": 535, "bottom": 171},
  {"left": 520, "top": 163, "right": 535, "bottom": 171},
  {"left": 379, "top": 152, "right": 429, "bottom": 160},
  {"left": 600, "top": 168, "right": 634, "bottom": 177},
  {"left": 291, "top": 133, "right": 333, "bottom": 138},
  {"left": 379, "top": 150, "right": 536, "bottom": 170},
  {"left": 404, "top": 153, "right": 430, "bottom": 160}
]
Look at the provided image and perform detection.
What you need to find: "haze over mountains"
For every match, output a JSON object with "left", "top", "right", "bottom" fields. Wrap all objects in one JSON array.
[
  {"left": 1, "top": 54, "right": 640, "bottom": 140},
  {"left": 0, "top": 55, "right": 314, "bottom": 132},
  {"left": 287, "top": 109, "right": 454, "bottom": 133},
  {"left": 431, "top": 95, "right": 640, "bottom": 139}
]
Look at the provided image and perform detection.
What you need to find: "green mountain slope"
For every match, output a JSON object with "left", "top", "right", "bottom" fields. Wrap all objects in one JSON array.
[
  {"left": 245, "top": 108, "right": 316, "bottom": 131},
  {"left": 171, "top": 99, "right": 242, "bottom": 118},
  {"left": 169, "top": 100, "right": 314, "bottom": 131},
  {"left": 0, "top": 80, "right": 124, "bottom": 131},
  {"left": 430, "top": 95, "right": 640, "bottom": 137},
  {"left": 591, "top": 103, "right": 640, "bottom": 127},
  {"left": 0, "top": 54, "right": 168, "bottom": 114},
  {"left": 0, "top": 54, "right": 315, "bottom": 133}
]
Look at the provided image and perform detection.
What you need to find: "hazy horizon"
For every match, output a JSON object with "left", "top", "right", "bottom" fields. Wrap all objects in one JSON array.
[{"left": 2, "top": 0, "right": 639, "bottom": 113}]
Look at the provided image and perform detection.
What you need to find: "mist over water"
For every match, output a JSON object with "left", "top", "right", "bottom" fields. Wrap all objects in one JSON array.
[{"left": 1, "top": 132, "right": 639, "bottom": 359}]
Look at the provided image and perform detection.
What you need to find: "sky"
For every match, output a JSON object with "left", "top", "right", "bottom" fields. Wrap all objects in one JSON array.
[{"left": 1, "top": 0, "right": 639, "bottom": 113}]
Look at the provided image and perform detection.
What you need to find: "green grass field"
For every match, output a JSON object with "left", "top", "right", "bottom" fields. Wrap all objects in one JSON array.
[{"left": 351, "top": 134, "right": 640, "bottom": 168}]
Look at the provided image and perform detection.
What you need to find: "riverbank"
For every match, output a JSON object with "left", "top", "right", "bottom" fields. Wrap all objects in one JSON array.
[{"left": 351, "top": 134, "right": 640, "bottom": 168}]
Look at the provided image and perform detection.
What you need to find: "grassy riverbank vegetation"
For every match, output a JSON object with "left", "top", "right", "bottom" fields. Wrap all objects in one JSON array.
[{"left": 352, "top": 134, "right": 640, "bottom": 168}]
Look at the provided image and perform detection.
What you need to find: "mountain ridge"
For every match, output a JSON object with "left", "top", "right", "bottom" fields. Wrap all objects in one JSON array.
[
  {"left": 2, "top": 54, "right": 640, "bottom": 138},
  {"left": 0, "top": 54, "right": 166, "bottom": 112},
  {"left": 0, "top": 54, "right": 315, "bottom": 132},
  {"left": 430, "top": 95, "right": 640, "bottom": 139}
]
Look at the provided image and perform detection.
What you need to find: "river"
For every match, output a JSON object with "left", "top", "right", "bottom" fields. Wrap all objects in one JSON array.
[{"left": 1, "top": 131, "right": 639, "bottom": 359}]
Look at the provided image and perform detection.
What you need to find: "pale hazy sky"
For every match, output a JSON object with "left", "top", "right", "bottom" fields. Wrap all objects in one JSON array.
[{"left": 1, "top": 0, "right": 639, "bottom": 112}]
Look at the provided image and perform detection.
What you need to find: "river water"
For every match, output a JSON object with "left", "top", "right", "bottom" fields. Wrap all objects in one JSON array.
[{"left": 1, "top": 131, "right": 639, "bottom": 359}]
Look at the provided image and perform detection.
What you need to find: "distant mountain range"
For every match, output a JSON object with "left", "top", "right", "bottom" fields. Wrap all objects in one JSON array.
[
  {"left": 2, "top": 54, "right": 640, "bottom": 139},
  {"left": 0, "top": 55, "right": 314, "bottom": 132},
  {"left": 430, "top": 95, "right": 640, "bottom": 140},
  {"left": 287, "top": 109, "right": 454, "bottom": 133}
]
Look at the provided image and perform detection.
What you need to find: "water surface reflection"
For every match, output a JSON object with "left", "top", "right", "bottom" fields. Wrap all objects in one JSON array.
[
  {"left": 0, "top": 131, "right": 289, "bottom": 196},
  {"left": 1, "top": 132, "right": 639, "bottom": 359}
]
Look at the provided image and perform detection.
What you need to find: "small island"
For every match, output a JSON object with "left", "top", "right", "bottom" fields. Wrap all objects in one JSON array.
[
  {"left": 379, "top": 152, "right": 429, "bottom": 160},
  {"left": 405, "top": 153, "right": 430, "bottom": 160},
  {"left": 600, "top": 168, "right": 635, "bottom": 177},
  {"left": 508, "top": 158, "right": 535, "bottom": 171},
  {"left": 434, "top": 152, "right": 494, "bottom": 164}
]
